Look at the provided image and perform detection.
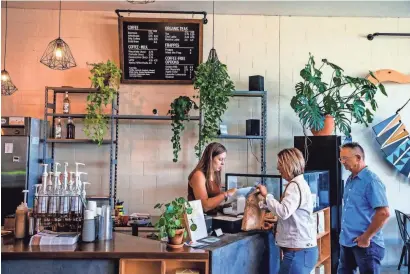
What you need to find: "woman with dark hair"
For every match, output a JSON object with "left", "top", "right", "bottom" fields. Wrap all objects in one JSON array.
[{"left": 188, "top": 142, "right": 237, "bottom": 214}]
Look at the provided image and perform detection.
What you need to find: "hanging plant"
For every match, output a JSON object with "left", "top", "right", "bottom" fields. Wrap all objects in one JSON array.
[
  {"left": 168, "top": 96, "right": 199, "bottom": 162},
  {"left": 84, "top": 60, "right": 122, "bottom": 145},
  {"left": 194, "top": 49, "right": 235, "bottom": 157}
]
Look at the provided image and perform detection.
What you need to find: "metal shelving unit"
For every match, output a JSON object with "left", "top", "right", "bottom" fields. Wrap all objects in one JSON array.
[
  {"left": 43, "top": 86, "right": 119, "bottom": 206},
  {"left": 43, "top": 87, "right": 268, "bottom": 204},
  {"left": 43, "top": 87, "right": 199, "bottom": 205},
  {"left": 216, "top": 90, "right": 267, "bottom": 174}
]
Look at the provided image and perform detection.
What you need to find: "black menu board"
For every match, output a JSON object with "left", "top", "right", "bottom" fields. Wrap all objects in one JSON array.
[{"left": 119, "top": 18, "right": 203, "bottom": 84}]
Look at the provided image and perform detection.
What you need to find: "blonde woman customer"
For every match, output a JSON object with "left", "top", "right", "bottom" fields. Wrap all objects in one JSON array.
[{"left": 257, "top": 148, "right": 318, "bottom": 274}]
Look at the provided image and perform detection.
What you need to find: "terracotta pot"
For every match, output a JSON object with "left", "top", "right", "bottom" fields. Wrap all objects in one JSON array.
[
  {"left": 168, "top": 228, "right": 185, "bottom": 245},
  {"left": 311, "top": 114, "right": 335, "bottom": 136}
]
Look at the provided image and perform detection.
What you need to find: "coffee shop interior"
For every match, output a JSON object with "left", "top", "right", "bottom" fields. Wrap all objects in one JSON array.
[{"left": 1, "top": 1, "right": 410, "bottom": 273}]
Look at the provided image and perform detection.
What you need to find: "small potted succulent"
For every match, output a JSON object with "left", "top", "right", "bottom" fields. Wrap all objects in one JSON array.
[{"left": 154, "top": 197, "right": 197, "bottom": 249}]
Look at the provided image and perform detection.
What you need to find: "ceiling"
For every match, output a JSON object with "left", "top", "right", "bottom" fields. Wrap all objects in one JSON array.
[{"left": 3, "top": 1, "right": 410, "bottom": 18}]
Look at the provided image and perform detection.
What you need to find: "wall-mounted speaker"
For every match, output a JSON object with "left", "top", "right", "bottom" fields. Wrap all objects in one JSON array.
[
  {"left": 249, "top": 75, "right": 264, "bottom": 91},
  {"left": 246, "top": 119, "right": 260, "bottom": 136}
]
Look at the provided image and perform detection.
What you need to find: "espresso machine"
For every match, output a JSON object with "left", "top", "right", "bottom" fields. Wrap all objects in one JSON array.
[{"left": 1, "top": 117, "right": 45, "bottom": 225}]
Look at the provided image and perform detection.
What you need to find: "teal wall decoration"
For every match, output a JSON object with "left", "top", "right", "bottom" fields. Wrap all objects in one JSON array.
[{"left": 372, "top": 99, "right": 410, "bottom": 178}]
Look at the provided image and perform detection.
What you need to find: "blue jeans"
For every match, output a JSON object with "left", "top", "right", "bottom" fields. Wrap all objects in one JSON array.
[
  {"left": 279, "top": 247, "right": 318, "bottom": 274},
  {"left": 337, "top": 242, "right": 385, "bottom": 274}
]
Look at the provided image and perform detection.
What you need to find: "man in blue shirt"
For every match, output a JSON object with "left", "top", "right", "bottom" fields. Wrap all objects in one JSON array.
[{"left": 338, "top": 142, "right": 390, "bottom": 274}]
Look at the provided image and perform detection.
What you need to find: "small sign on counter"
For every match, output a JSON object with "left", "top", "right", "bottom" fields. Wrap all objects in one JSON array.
[
  {"left": 5, "top": 143, "right": 13, "bottom": 154},
  {"left": 184, "top": 200, "right": 207, "bottom": 242}
]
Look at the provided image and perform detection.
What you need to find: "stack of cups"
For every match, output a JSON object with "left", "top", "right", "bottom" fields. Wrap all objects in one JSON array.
[
  {"left": 82, "top": 201, "right": 97, "bottom": 242},
  {"left": 98, "top": 205, "right": 113, "bottom": 240},
  {"left": 95, "top": 207, "right": 102, "bottom": 240},
  {"left": 87, "top": 201, "right": 97, "bottom": 214},
  {"left": 82, "top": 209, "right": 96, "bottom": 242}
]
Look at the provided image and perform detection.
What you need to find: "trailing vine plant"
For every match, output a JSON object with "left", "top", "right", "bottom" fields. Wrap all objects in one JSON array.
[
  {"left": 84, "top": 60, "right": 122, "bottom": 145},
  {"left": 168, "top": 96, "right": 199, "bottom": 162},
  {"left": 194, "top": 49, "right": 235, "bottom": 157}
]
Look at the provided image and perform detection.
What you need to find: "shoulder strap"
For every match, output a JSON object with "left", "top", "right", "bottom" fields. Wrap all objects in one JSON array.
[{"left": 280, "top": 181, "right": 302, "bottom": 209}]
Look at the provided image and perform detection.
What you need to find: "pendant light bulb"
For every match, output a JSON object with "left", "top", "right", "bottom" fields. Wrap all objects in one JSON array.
[
  {"left": 1, "top": 69, "right": 18, "bottom": 96},
  {"left": 1, "top": 71, "right": 10, "bottom": 81},
  {"left": 55, "top": 47, "right": 63, "bottom": 59}
]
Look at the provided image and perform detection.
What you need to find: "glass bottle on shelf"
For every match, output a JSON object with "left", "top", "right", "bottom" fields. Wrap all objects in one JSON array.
[
  {"left": 55, "top": 117, "right": 62, "bottom": 139},
  {"left": 63, "top": 91, "right": 70, "bottom": 114},
  {"left": 66, "top": 117, "right": 75, "bottom": 139}
]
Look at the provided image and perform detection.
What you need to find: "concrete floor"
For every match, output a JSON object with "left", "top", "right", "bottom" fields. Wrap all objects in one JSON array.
[{"left": 381, "top": 266, "right": 408, "bottom": 273}]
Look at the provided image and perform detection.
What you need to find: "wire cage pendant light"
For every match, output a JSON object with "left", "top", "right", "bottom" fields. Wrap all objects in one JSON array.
[
  {"left": 207, "top": 0, "right": 218, "bottom": 62},
  {"left": 40, "top": 0, "right": 76, "bottom": 70},
  {"left": 126, "top": 0, "right": 155, "bottom": 4},
  {"left": 1, "top": 70, "right": 18, "bottom": 96},
  {"left": 2, "top": 1, "right": 18, "bottom": 96}
]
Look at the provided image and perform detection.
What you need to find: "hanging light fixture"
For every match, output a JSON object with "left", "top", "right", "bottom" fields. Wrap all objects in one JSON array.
[
  {"left": 40, "top": 0, "right": 76, "bottom": 70},
  {"left": 126, "top": 0, "right": 155, "bottom": 4},
  {"left": 1, "top": 1, "right": 18, "bottom": 96},
  {"left": 208, "top": 0, "right": 218, "bottom": 62}
]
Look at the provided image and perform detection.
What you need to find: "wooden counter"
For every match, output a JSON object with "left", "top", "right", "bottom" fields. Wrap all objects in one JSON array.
[
  {"left": 1, "top": 232, "right": 208, "bottom": 260},
  {"left": 2, "top": 232, "right": 209, "bottom": 274},
  {"left": 1, "top": 230, "right": 279, "bottom": 274}
]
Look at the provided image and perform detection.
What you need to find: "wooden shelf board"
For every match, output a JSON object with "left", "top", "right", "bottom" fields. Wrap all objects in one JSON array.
[
  {"left": 315, "top": 254, "right": 330, "bottom": 267},
  {"left": 316, "top": 230, "right": 330, "bottom": 239}
]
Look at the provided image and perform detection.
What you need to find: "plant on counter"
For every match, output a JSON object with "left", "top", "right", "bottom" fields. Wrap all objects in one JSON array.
[
  {"left": 168, "top": 96, "right": 199, "bottom": 162},
  {"left": 193, "top": 50, "right": 235, "bottom": 157},
  {"left": 154, "top": 197, "right": 197, "bottom": 248},
  {"left": 290, "top": 53, "right": 386, "bottom": 137},
  {"left": 84, "top": 60, "right": 122, "bottom": 145}
]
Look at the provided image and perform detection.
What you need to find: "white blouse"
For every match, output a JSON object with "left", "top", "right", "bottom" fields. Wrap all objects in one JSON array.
[{"left": 265, "top": 174, "right": 317, "bottom": 248}]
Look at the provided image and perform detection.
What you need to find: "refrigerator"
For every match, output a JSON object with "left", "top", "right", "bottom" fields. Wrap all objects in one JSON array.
[
  {"left": 294, "top": 135, "right": 344, "bottom": 274},
  {"left": 1, "top": 117, "right": 45, "bottom": 224}
]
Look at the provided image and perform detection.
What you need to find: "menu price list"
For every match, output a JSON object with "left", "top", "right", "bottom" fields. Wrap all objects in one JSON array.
[{"left": 122, "top": 21, "right": 200, "bottom": 82}]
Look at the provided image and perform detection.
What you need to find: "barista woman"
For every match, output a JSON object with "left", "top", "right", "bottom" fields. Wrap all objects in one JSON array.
[
  {"left": 257, "top": 148, "right": 318, "bottom": 274},
  {"left": 188, "top": 142, "right": 237, "bottom": 214}
]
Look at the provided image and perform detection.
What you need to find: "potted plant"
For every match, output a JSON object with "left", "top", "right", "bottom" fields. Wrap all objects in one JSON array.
[
  {"left": 84, "top": 60, "right": 122, "bottom": 145},
  {"left": 193, "top": 50, "right": 235, "bottom": 157},
  {"left": 154, "top": 197, "right": 197, "bottom": 249},
  {"left": 168, "top": 96, "right": 199, "bottom": 162},
  {"left": 290, "top": 53, "right": 386, "bottom": 137}
]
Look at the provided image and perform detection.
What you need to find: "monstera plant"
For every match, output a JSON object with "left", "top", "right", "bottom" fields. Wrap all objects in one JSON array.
[
  {"left": 84, "top": 60, "right": 122, "bottom": 145},
  {"left": 168, "top": 96, "right": 199, "bottom": 162},
  {"left": 290, "top": 53, "right": 386, "bottom": 137}
]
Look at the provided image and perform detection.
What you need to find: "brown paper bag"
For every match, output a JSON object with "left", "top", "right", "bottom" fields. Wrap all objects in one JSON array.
[{"left": 241, "top": 189, "right": 266, "bottom": 231}]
